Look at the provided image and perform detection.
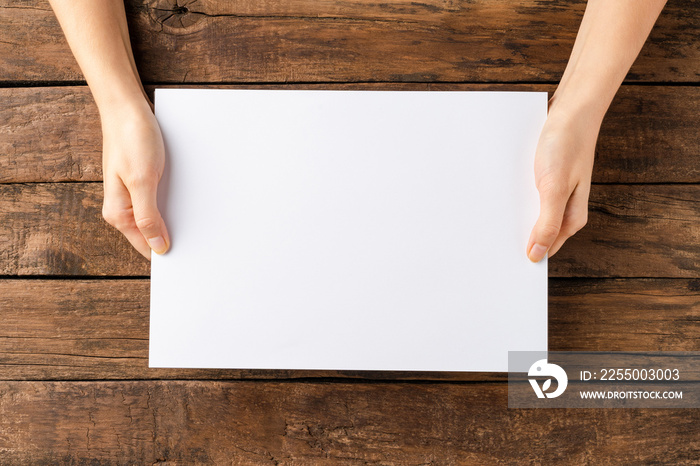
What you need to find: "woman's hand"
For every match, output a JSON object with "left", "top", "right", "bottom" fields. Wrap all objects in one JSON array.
[
  {"left": 526, "top": 104, "right": 598, "bottom": 263},
  {"left": 525, "top": 0, "right": 667, "bottom": 262},
  {"left": 47, "top": 0, "right": 170, "bottom": 258},
  {"left": 100, "top": 101, "right": 170, "bottom": 259}
]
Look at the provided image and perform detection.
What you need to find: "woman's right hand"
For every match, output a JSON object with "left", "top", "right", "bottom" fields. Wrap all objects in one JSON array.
[
  {"left": 100, "top": 101, "right": 170, "bottom": 259},
  {"left": 526, "top": 105, "right": 597, "bottom": 263}
]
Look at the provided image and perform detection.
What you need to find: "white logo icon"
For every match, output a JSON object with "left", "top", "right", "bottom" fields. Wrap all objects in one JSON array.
[{"left": 528, "top": 359, "right": 568, "bottom": 398}]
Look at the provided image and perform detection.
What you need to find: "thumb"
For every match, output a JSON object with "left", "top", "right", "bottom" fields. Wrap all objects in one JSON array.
[
  {"left": 527, "top": 182, "right": 568, "bottom": 263},
  {"left": 129, "top": 176, "right": 170, "bottom": 255}
]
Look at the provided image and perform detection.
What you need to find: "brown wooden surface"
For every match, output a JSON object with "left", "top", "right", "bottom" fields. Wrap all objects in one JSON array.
[
  {"left": 1, "top": 182, "right": 698, "bottom": 278},
  {"left": 0, "top": 380, "right": 698, "bottom": 464},
  {"left": 0, "top": 183, "right": 149, "bottom": 276},
  {"left": 1, "top": 0, "right": 699, "bottom": 83},
  {"left": 0, "top": 87, "right": 102, "bottom": 183},
  {"left": 1, "top": 0, "right": 699, "bottom": 462},
  {"left": 0, "top": 278, "right": 696, "bottom": 381},
  {"left": 3, "top": 85, "right": 699, "bottom": 184},
  {"left": 550, "top": 185, "right": 700, "bottom": 278}
]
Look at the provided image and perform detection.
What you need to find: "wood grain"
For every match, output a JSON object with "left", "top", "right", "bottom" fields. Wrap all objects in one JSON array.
[
  {"left": 1, "top": 183, "right": 697, "bottom": 277},
  {"left": 0, "top": 87, "right": 102, "bottom": 183},
  {"left": 0, "top": 278, "right": 696, "bottom": 381},
  {"left": 1, "top": 0, "right": 698, "bottom": 83},
  {"left": 2, "top": 0, "right": 698, "bottom": 461},
  {"left": 593, "top": 85, "right": 700, "bottom": 184},
  {"left": 3, "top": 85, "right": 698, "bottom": 184},
  {"left": 549, "top": 279, "right": 700, "bottom": 352},
  {"left": 550, "top": 185, "right": 700, "bottom": 278},
  {"left": 0, "top": 380, "right": 697, "bottom": 464},
  {"left": 0, "top": 183, "right": 149, "bottom": 276}
]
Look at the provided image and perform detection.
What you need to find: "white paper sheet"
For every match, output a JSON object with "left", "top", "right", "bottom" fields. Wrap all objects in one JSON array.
[{"left": 150, "top": 89, "right": 547, "bottom": 372}]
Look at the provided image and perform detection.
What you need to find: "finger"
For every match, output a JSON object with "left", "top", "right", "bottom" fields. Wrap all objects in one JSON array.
[
  {"left": 547, "top": 183, "right": 590, "bottom": 257},
  {"left": 120, "top": 219, "right": 154, "bottom": 259},
  {"left": 127, "top": 172, "right": 170, "bottom": 255},
  {"left": 102, "top": 175, "right": 152, "bottom": 259},
  {"left": 527, "top": 177, "right": 570, "bottom": 263}
]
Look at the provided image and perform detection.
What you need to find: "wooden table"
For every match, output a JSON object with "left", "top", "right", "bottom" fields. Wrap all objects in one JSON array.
[{"left": 1, "top": 0, "right": 698, "bottom": 463}]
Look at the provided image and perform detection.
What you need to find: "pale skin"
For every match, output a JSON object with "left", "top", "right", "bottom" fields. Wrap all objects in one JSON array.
[{"left": 48, "top": 0, "right": 666, "bottom": 261}]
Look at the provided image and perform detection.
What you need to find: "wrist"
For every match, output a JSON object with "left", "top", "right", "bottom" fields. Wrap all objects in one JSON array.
[
  {"left": 541, "top": 98, "right": 605, "bottom": 153},
  {"left": 549, "top": 91, "right": 607, "bottom": 127},
  {"left": 547, "top": 86, "right": 609, "bottom": 138},
  {"left": 99, "top": 94, "right": 154, "bottom": 129},
  {"left": 91, "top": 70, "right": 152, "bottom": 124},
  {"left": 549, "top": 70, "right": 621, "bottom": 130}
]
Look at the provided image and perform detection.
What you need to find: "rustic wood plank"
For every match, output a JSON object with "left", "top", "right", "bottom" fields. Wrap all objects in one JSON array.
[
  {"left": 0, "top": 87, "right": 102, "bottom": 183},
  {"left": 3, "top": 85, "right": 699, "bottom": 184},
  {"left": 549, "top": 279, "right": 700, "bottom": 351},
  {"left": 1, "top": 0, "right": 698, "bottom": 83},
  {"left": 0, "top": 278, "right": 696, "bottom": 381},
  {"left": 593, "top": 86, "right": 700, "bottom": 184},
  {"left": 550, "top": 185, "right": 700, "bottom": 278},
  {"left": 1, "top": 183, "right": 697, "bottom": 277},
  {"left": 0, "top": 380, "right": 697, "bottom": 464},
  {"left": 0, "top": 183, "right": 149, "bottom": 276}
]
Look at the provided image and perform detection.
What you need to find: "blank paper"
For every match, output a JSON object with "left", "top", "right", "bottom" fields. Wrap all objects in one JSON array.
[{"left": 150, "top": 89, "right": 548, "bottom": 372}]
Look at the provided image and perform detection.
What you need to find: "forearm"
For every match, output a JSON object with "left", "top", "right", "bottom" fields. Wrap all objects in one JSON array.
[
  {"left": 48, "top": 0, "right": 151, "bottom": 119},
  {"left": 550, "top": 0, "right": 667, "bottom": 125}
]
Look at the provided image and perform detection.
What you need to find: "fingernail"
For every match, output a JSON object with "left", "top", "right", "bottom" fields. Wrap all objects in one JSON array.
[
  {"left": 148, "top": 236, "right": 167, "bottom": 255},
  {"left": 528, "top": 243, "right": 548, "bottom": 263}
]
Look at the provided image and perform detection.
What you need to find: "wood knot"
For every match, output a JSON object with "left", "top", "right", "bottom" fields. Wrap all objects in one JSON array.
[{"left": 147, "top": 0, "right": 206, "bottom": 34}]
